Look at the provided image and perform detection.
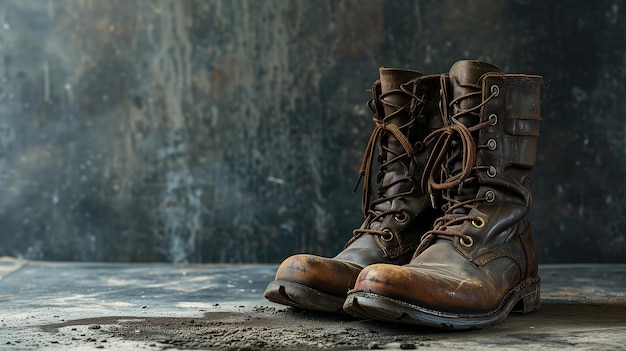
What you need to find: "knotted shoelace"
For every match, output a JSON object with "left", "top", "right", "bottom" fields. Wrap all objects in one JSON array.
[
  {"left": 352, "top": 79, "right": 427, "bottom": 240},
  {"left": 416, "top": 76, "right": 499, "bottom": 251}
]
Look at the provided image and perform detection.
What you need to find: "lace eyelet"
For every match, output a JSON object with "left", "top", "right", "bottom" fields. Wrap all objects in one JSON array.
[
  {"left": 394, "top": 212, "right": 408, "bottom": 223},
  {"left": 485, "top": 190, "right": 496, "bottom": 203},
  {"left": 491, "top": 85, "right": 500, "bottom": 97},
  {"left": 471, "top": 217, "right": 485, "bottom": 228},
  {"left": 487, "top": 166, "right": 497, "bottom": 178},
  {"left": 487, "top": 139, "right": 497, "bottom": 151},
  {"left": 381, "top": 229, "right": 395, "bottom": 242},
  {"left": 414, "top": 141, "right": 425, "bottom": 152},
  {"left": 416, "top": 114, "right": 428, "bottom": 125},
  {"left": 460, "top": 236, "right": 474, "bottom": 247},
  {"left": 488, "top": 114, "right": 498, "bottom": 126}
]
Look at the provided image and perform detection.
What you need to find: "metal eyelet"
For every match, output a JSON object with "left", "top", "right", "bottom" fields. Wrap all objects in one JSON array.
[
  {"left": 487, "top": 166, "right": 497, "bottom": 178},
  {"left": 485, "top": 190, "right": 496, "bottom": 203},
  {"left": 414, "top": 141, "right": 425, "bottom": 152},
  {"left": 487, "top": 139, "right": 497, "bottom": 151},
  {"left": 471, "top": 217, "right": 485, "bottom": 228},
  {"left": 491, "top": 85, "right": 499, "bottom": 97},
  {"left": 394, "top": 212, "right": 408, "bottom": 223},
  {"left": 416, "top": 114, "right": 428, "bottom": 125},
  {"left": 488, "top": 114, "right": 498, "bottom": 126},
  {"left": 381, "top": 229, "right": 394, "bottom": 242},
  {"left": 460, "top": 236, "right": 474, "bottom": 247}
]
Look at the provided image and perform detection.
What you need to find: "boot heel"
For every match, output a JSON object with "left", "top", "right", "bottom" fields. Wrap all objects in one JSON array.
[{"left": 513, "top": 281, "right": 541, "bottom": 314}]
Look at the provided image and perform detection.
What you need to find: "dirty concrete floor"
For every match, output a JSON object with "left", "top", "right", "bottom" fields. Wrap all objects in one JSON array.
[{"left": 0, "top": 257, "right": 625, "bottom": 351}]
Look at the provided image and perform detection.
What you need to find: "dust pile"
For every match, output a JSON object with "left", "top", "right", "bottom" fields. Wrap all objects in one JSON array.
[{"left": 42, "top": 306, "right": 436, "bottom": 350}]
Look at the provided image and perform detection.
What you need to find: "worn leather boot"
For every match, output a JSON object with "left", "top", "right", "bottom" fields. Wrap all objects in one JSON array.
[
  {"left": 264, "top": 68, "right": 444, "bottom": 312},
  {"left": 344, "top": 60, "right": 543, "bottom": 329}
]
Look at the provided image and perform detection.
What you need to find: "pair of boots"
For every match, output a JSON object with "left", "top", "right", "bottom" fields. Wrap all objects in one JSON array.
[{"left": 264, "top": 60, "right": 543, "bottom": 329}]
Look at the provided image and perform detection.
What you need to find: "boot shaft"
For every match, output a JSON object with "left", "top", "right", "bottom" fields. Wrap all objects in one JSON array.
[
  {"left": 373, "top": 69, "right": 445, "bottom": 202},
  {"left": 477, "top": 73, "right": 542, "bottom": 186},
  {"left": 359, "top": 68, "right": 445, "bottom": 209},
  {"left": 349, "top": 68, "right": 445, "bottom": 260},
  {"left": 431, "top": 61, "right": 542, "bottom": 208},
  {"left": 418, "top": 61, "right": 542, "bottom": 275},
  {"left": 470, "top": 72, "right": 542, "bottom": 273}
]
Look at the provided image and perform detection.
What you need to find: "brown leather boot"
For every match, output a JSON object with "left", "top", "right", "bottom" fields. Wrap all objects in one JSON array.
[
  {"left": 263, "top": 68, "right": 444, "bottom": 312},
  {"left": 343, "top": 60, "right": 543, "bottom": 328}
]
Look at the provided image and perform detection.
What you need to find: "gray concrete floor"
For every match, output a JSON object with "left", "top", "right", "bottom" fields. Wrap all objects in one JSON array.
[{"left": 0, "top": 256, "right": 625, "bottom": 350}]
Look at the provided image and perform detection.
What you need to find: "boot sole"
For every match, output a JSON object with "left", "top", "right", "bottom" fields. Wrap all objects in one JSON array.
[
  {"left": 343, "top": 277, "right": 540, "bottom": 329},
  {"left": 264, "top": 279, "right": 346, "bottom": 313}
]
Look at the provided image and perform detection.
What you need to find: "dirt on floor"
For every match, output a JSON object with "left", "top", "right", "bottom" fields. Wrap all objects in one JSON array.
[
  {"left": 37, "top": 301, "right": 626, "bottom": 351},
  {"left": 39, "top": 306, "right": 441, "bottom": 350}
]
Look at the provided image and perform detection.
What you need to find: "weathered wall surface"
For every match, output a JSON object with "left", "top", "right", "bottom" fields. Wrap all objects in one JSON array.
[{"left": 0, "top": 0, "right": 624, "bottom": 263}]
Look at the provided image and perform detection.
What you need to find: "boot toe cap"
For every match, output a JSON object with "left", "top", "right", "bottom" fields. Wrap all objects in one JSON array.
[
  {"left": 273, "top": 254, "right": 363, "bottom": 297},
  {"left": 352, "top": 263, "right": 499, "bottom": 314}
]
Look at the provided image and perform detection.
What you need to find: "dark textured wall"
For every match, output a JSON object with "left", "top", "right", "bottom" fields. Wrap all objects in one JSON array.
[{"left": 0, "top": 0, "right": 624, "bottom": 263}]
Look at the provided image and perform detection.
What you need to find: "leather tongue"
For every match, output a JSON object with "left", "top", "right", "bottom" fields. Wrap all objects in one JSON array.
[
  {"left": 448, "top": 60, "right": 501, "bottom": 126},
  {"left": 378, "top": 68, "right": 423, "bottom": 119}
]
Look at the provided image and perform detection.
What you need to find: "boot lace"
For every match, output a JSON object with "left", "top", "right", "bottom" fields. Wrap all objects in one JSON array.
[
  {"left": 352, "top": 79, "right": 427, "bottom": 241},
  {"left": 417, "top": 75, "right": 499, "bottom": 251}
]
